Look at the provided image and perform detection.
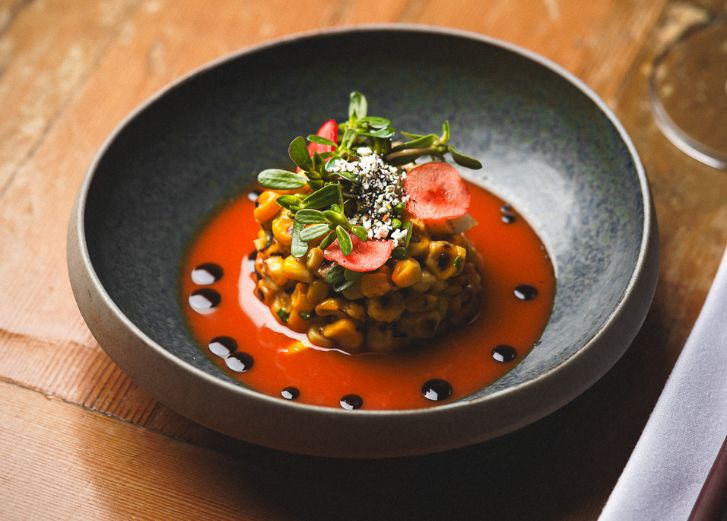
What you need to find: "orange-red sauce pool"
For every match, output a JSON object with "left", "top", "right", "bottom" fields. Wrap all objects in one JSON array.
[{"left": 181, "top": 183, "right": 555, "bottom": 410}]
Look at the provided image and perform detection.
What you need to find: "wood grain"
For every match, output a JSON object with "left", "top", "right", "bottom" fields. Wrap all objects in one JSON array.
[{"left": 3, "top": 0, "right": 724, "bottom": 520}]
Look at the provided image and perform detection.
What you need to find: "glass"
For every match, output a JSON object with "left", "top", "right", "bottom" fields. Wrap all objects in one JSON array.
[{"left": 649, "top": 15, "right": 727, "bottom": 169}]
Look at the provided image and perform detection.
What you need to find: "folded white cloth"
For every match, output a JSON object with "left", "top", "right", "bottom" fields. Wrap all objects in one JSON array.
[{"left": 600, "top": 247, "right": 727, "bottom": 521}]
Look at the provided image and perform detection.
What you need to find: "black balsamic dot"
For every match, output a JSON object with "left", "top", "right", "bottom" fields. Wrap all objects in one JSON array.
[
  {"left": 492, "top": 345, "right": 517, "bottom": 363},
  {"left": 340, "top": 394, "right": 363, "bottom": 410},
  {"left": 188, "top": 288, "right": 221, "bottom": 314},
  {"left": 225, "top": 352, "right": 254, "bottom": 372},
  {"left": 208, "top": 336, "right": 237, "bottom": 358},
  {"left": 500, "top": 204, "right": 512, "bottom": 213},
  {"left": 501, "top": 213, "right": 517, "bottom": 224},
  {"left": 422, "top": 379, "right": 453, "bottom": 402},
  {"left": 281, "top": 387, "right": 300, "bottom": 400},
  {"left": 191, "top": 263, "right": 223, "bottom": 285},
  {"left": 248, "top": 190, "right": 261, "bottom": 203},
  {"left": 514, "top": 284, "right": 538, "bottom": 301}
]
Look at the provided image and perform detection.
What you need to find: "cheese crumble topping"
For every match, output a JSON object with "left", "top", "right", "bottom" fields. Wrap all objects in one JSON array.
[{"left": 328, "top": 149, "right": 410, "bottom": 245}]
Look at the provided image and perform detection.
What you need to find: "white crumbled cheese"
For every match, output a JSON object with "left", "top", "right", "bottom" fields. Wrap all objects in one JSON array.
[{"left": 328, "top": 153, "right": 409, "bottom": 246}]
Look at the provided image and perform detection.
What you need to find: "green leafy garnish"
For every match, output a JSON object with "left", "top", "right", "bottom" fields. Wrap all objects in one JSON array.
[
  {"left": 299, "top": 224, "right": 331, "bottom": 241},
  {"left": 258, "top": 169, "right": 307, "bottom": 190},
  {"left": 276, "top": 308, "right": 290, "bottom": 323},
  {"left": 255, "top": 91, "right": 482, "bottom": 269},
  {"left": 335, "top": 225, "right": 353, "bottom": 255}
]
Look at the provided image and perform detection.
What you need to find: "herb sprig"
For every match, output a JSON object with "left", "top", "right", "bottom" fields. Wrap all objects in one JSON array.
[{"left": 256, "top": 91, "right": 482, "bottom": 260}]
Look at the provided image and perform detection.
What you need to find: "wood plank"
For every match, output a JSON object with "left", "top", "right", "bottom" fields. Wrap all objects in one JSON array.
[
  {"left": 0, "top": 381, "right": 294, "bottom": 521},
  {"left": 0, "top": 0, "right": 139, "bottom": 192}
]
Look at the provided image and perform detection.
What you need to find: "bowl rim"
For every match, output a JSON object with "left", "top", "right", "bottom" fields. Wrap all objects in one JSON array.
[{"left": 72, "top": 24, "right": 653, "bottom": 421}]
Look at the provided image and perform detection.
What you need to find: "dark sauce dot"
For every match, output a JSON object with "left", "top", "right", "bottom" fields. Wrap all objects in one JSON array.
[
  {"left": 281, "top": 387, "right": 300, "bottom": 400},
  {"left": 501, "top": 213, "right": 517, "bottom": 224},
  {"left": 514, "top": 284, "right": 538, "bottom": 301},
  {"left": 225, "top": 352, "right": 254, "bottom": 372},
  {"left": 208, "top": 336, "right": 237, "bottom": 358},
  {"left": 188, "top": 288, "right": 221, "bottom": 314},
  {"left": 191, "top": 263, "right": 223, "bottom": 285},
  {"left": 492, "top": 345, "right": 517, "bottom": 363},
  {"left": 340, "top": 394, "right": 363, "bottom": 410},
  {"left": 422, "top": 379, "right": 453, "bottom": 402},
  {"left": 248, "top": 191, "right": 261, "bottom": 203},
  {"left": 500, "top": 204, "right": 512, "bottom": 213}
]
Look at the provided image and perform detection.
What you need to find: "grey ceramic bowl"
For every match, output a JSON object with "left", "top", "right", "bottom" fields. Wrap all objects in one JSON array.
[{"left": 68, "top": 26, "right": 658, "bottom": 458}]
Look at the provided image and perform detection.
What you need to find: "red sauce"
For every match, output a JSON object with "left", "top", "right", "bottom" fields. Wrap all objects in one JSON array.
[{"left": 180, "top": 183, "right": 555, "bottom": 410}]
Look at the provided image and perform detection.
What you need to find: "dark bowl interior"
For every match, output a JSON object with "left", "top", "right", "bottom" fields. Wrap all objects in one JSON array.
[{"left": 84, "top": 28, "right": 644, "bottom": 401}]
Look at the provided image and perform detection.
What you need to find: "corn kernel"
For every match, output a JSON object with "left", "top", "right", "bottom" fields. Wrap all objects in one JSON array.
[
  {"left": 391, "top": 258, "right": 422, "bottom": 288},
  {"left": 305, "top": 247, "right": 324, "bottom": 271},
  {"left": 365, "top": 321, "right": 401, "bottom": 353},
  {"left": 306, "top": 280, "right": 329, "bottom": 305},
  {"left": 342, "top": 279, "right": 364, "bottom": 300},
  {"left": 367, "top": 293, "right": 406, "bottom": 323},
  {"left": 307, "top": 325, "right": 335, "bottom": 349},
  {"left": 282, "top": 256, "right": 312, "bottom": 283},
  {"left": 361, "top": 268, "right": 392, "bottom": 298},
  {"left": 322, "top": 318, "right": 364, "bottom": 353},
  {"left": 272, "top": 215, "right": 294, "bottom": 248},
  {"left": 410, "top": 270, "right": 436, "bottom": 293},
  {"left": 253, "top": 191, "right": 281, "bottom": 223},
  {"left": 425, "top": 241, "right": 467, "bottom": 280},
  {"left": 264, "top": 256, "right": 288, "bottom": 287}
]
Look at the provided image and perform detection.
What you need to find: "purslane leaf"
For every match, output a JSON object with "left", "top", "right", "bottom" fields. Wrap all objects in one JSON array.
[
  {"left": 307, "top": 135, "right": 337, "bottom": 147},
  {"left": 299, "top": 223, "right": 331, "bottom": 241},
  {"left": 348, "top": 91, "right": 368, "bottom": 119},
  {"left": 257, "top": 169, "right": 307, "bottom": 189},
  {"left": 295, "top": 209, "right": 328, "bottom": 224},
  {"left": 289, "top": 136, "right": 313, "bottom": 171},
  {"left": 335, "top": 225, "right": 353, "bottom": 255},
  {"left": 290, "top": 222, "right": 308, "bottom": 258},
  {"left": 448, "top": 145, "right": 483, "bottom": 169},
  {"left": 303, "top": 184, "right": 341, "bottom": 210}
]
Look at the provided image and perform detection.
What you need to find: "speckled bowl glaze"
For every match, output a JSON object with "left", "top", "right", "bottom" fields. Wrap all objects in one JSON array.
[{"left": 68, "top": 26, "right": 658, "bottom": 458}]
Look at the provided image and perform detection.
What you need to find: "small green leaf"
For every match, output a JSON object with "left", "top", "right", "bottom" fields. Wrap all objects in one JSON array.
[
  {"left": 307, "top": 135, "right": 338, "bottom": 147},
  {"left": 299, "top": 223, "right": 331, "bottom": 241},
  {"left": 351, "top": 225, "right": 368, "bottom": 241},
  {"left": 390, "top": 133, "right": 437, "bottom": 152},
  {"left": 276, "top": 195, "right": 301, "bottom": 211},
  {"left": 276, "top": 308, "right": 290, "bottom": 323},
  {"left": 289, "top": 136, "right": 313, "bottom": 171},
  {"left": 323, "top": 210, "right": 350, "bottom": 229},
  {"left": 360, "top": 116, "right": 391, "bottom": 128},
  {"left": 336, "top": 225, "right": 353, "bottom": 255},
  {"left": 319, "top": 230, "right": 336, "bottom": 249},
  {"left": 295, "top": 209, "right": 327, "bottom": 224},
  {"left": 303, "top": 184, "right": 341, "bottom": 210},
  {"left": 299, "top": 311, "right": 312, "bottom": 320},
  {"left": 360, "top": 127, "right": 395, "bottom": 139},
  {"left": 403, "top": 221, "right": 413, "bottom": 248},
  {"left": 290, "top": 221, "right": 308, "bottom": 258},
  {"left": 333, "top": 170, "right": 358, "bottom": 183},
  {"left": 348, "top": 91, "right": 368, "bottom": 119},
  {"left": 441, "top": 120, "right": 450, "bottom": 143},
  {"left": 391, "top": 218, "right": 402, "bottom": 229},
  {"left": 257, "top": 169, "right": 307, "bottom": 189},
  {"left": 448, "top": 146, "right": 483, "bottom": 169},
  {"left": 400, "top": 130, "right": 424, "bottom": 139}
]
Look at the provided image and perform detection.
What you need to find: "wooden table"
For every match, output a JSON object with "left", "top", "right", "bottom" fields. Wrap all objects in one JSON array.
[{"left": 1, "top": 1, "right": 726, "bottom": 519}]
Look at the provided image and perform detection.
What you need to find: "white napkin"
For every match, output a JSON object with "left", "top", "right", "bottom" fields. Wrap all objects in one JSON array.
[{"left": 600, "top": 247, "right": 727, "bottom": 520}]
